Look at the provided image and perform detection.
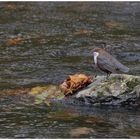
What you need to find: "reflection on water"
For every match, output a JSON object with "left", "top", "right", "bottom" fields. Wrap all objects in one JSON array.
[{"left": 0, "top": 2, "right": 140, "bottom": 138}]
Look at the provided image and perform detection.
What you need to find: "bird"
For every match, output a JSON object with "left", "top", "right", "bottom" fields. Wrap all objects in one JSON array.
[{"left": 92, "top": 47, "right": 129, "bottom": 78}]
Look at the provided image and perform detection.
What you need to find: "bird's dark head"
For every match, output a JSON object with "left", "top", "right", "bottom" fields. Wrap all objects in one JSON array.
[
  {"left": 92, "top": 47, "right": 105, "bottom": 58},
  {"left": 92, "top": 47, "right": 104, "bottom": 53}
]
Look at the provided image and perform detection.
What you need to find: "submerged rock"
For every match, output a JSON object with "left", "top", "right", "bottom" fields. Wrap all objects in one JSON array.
[
  {"left": 74, "top": 74, "right": 140, "bottom": 106},
  {"left": 29, "top": 85, "right": 65, "bottom": 106}
]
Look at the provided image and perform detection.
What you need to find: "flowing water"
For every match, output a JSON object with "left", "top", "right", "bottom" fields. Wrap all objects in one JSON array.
[{"left": 0, "top": 2, "right": 140, "bottom": 138}]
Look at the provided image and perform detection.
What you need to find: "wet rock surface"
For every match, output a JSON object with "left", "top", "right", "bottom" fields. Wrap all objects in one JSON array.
[{"left": 72, "top": 74, "right": 140, "bottom": 107}]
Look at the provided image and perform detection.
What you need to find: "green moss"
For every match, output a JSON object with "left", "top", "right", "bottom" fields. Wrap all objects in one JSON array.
[
  {"left": 126, "top": 79, "right": 140, "bottom": 92},
  {"left": 97, "top": 92, "right": 104, "bottom": 97}
]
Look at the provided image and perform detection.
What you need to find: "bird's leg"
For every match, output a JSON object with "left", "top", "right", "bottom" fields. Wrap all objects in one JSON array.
[
  {"left": 104, "top": 73, "right": 111, "bottom": 82},
  {"left": 106, "top": 73, "right": 110, "bottom": 80},
  {"left": 106, "top": 73, "right": 111, "bottom": 80},
  {"left": 94, "top": 73, "right": 97, "bottom": 79}
]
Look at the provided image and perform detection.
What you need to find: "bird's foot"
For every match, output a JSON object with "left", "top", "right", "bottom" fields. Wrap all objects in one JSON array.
[{"left": 104, "top": 76, "right": 110, "bottom": 82}]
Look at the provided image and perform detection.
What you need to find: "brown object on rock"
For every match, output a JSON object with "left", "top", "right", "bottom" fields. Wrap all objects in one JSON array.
[{"left": 59, "top": 74, "right": 93, "bottom": 96}]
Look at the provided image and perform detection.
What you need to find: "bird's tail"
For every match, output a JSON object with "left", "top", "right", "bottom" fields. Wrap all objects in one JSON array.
[{"left": 119, "top": 65, "right": 130, "bottom": 73}]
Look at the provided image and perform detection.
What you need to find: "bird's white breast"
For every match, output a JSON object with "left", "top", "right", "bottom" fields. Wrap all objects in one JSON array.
[{"left": 93, "top": 52, "right": 99, "bottom": 66}]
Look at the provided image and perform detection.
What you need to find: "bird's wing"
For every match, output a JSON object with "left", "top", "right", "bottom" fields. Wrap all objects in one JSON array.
[
  {"left": 97, "top": 52, "right": 129, "bottom": 73},
  {"left": 97, "top": 53, "right": 118, "bottom": 73}
]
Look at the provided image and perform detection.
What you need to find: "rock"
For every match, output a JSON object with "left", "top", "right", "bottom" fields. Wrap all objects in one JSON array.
[
  {"left": 74, "top": 74, "right": 140, "bottom": 106},
  {"left": 28, "top": 74, "right": 140, "bottom": 107},
  {"left": 29, "top": 85, "right": 65, "bottom": 106}
]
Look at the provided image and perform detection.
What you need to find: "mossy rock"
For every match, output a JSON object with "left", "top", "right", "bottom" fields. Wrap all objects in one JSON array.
[
  {"left": 29, "top": 85, "right": 65, "bottom": 105},
  {"left": 28, "top": 74, "right": 140, "bottom": 107},
  {"left": 75, "top": 74, "right": 140, "bottom": 106}
]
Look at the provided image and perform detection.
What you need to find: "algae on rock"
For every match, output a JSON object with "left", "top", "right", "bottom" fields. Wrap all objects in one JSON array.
[
  {"left": 75, "top": 74, "right": 140, "bottom": 106},
  {"left": 28, "top": 74, "right": 140, "bottom": 107},
  {"left": 29, "top": 85, "right": 65, "bottom": 105}
]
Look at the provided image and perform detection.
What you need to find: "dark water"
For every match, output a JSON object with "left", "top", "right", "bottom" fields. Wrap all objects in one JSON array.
[
  {"left": 0, "top": 94, "right": 140, "bottom": 138},
  {"left": 0, "top": 2, "right": 140, "bottom": 138}
]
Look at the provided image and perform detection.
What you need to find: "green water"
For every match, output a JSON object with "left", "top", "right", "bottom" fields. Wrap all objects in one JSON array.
[{"left": 0, "top": 2, "right": 140, "bottom": 138}]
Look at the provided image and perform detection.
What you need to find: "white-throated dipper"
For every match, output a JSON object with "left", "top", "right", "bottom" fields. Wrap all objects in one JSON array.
[{"left": 92, "top": 48, "right": 129, "bottom": 78}]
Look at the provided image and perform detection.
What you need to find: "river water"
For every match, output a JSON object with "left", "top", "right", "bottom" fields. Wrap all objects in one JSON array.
[{"left": 0, "top": 2, "right": 140, "bottom": 138}]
